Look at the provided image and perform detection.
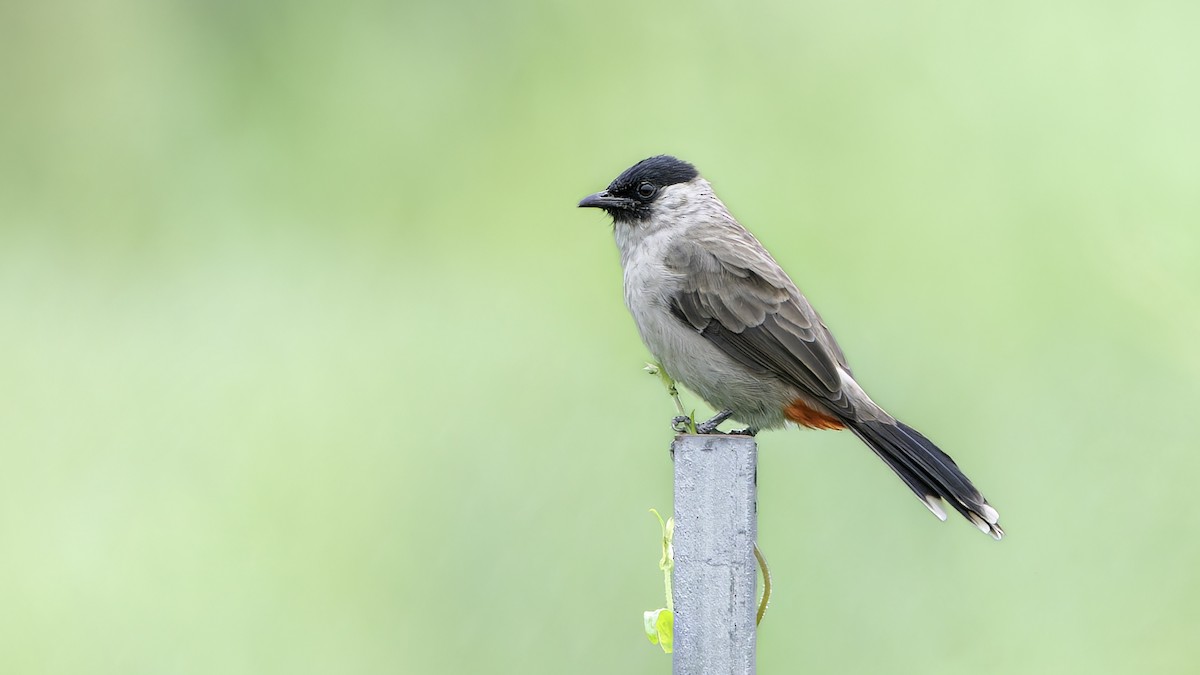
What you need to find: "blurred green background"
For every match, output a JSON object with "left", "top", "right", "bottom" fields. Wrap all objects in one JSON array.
[{"left": 2, "top": 0, "right": 1198, "bottom": 672}]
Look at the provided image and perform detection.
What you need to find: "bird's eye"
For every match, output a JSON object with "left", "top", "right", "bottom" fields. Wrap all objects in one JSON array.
[{"left": 636, "top": 182, "right": 657, "bottom": 199}]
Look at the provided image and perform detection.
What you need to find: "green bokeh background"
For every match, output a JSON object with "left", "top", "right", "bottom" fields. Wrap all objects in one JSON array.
[{"left": 3, "top": 1, "right": 1198, "bottom": 672}]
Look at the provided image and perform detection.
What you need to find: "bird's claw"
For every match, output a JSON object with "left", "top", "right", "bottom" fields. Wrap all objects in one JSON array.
[
  {"left": 672, "top": 409, "right": 744, "bottom": 435},
  {"left": 693, "top": 408, "right": 735, "bottom": 434}
]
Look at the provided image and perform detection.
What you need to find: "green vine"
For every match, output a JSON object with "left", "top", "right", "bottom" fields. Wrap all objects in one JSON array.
[{"left": 643, "top": 509, "right": 675, "bottom": 653}]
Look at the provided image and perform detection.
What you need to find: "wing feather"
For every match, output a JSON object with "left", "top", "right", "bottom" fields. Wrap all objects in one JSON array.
[{"left": 664, "top": 230, "right": 851, "bottom": 411}]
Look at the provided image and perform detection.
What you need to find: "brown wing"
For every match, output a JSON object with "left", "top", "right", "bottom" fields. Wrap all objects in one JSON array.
[{"left": 663, "top": 229, "right": 854, "bottom": 417}]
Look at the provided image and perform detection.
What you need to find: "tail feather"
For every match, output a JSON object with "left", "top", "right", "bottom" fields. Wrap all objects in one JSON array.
[{"left": 849, "top": 419, "right": 1003, "bottom": 540}]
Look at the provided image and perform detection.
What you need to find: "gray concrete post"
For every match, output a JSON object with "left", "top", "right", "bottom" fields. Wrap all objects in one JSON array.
[{"left": 671, "top": 434, "right": 757, "bottom": 675}]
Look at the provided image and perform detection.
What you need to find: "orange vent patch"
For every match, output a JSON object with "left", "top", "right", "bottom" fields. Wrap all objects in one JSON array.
[{"left": 783, "top": 399, "right": 845, "bottom": 430}]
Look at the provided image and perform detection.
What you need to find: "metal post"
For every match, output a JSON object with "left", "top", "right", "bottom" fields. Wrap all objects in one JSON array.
[{"left": 672, "top": 434, "right": 757, "bottom": 675}]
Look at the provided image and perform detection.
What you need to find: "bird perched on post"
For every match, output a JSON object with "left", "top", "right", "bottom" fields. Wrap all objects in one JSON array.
[{"left": 579, "top": 155, "right": 1003, "bottom": 539}]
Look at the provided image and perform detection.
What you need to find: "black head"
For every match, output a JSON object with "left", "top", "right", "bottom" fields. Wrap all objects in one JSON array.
[{"left": 578, "top": 155, "right": 699, "bottom": 222}]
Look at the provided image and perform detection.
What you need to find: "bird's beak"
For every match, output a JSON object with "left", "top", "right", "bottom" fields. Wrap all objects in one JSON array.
[{"left": 578, "top": 191, "right": 631, "bottom": 210}]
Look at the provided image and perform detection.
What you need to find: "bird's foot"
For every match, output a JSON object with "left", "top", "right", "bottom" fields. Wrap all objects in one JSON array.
[
  {"left": 694, "top": 409, "right": 734, "bottom": 434},
  {"left": 672, "top": 416, "right": 694, "bottom": 434},
  {"left": 727, "top": 427, "right": 758, "bottom": 437}
]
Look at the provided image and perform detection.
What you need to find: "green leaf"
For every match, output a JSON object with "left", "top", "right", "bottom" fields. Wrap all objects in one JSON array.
[
  {"left": 643, "top": 610, "right": 661, "bottom": 645},
  {"left": 655, "top": 609, "right": 674, "bottom": 653},
  {"left": 643, "top": 608, "right": 674, "bottom": 653}
]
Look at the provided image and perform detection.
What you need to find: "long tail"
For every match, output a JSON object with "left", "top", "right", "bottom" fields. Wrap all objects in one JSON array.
[{"left": 849, "top": 419, "right": 1003, "bottom": 540}]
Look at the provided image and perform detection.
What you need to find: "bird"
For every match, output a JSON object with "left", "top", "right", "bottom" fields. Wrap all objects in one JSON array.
[{"left": 578, "top": 155, "right": 1003, "bottom": 539}]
